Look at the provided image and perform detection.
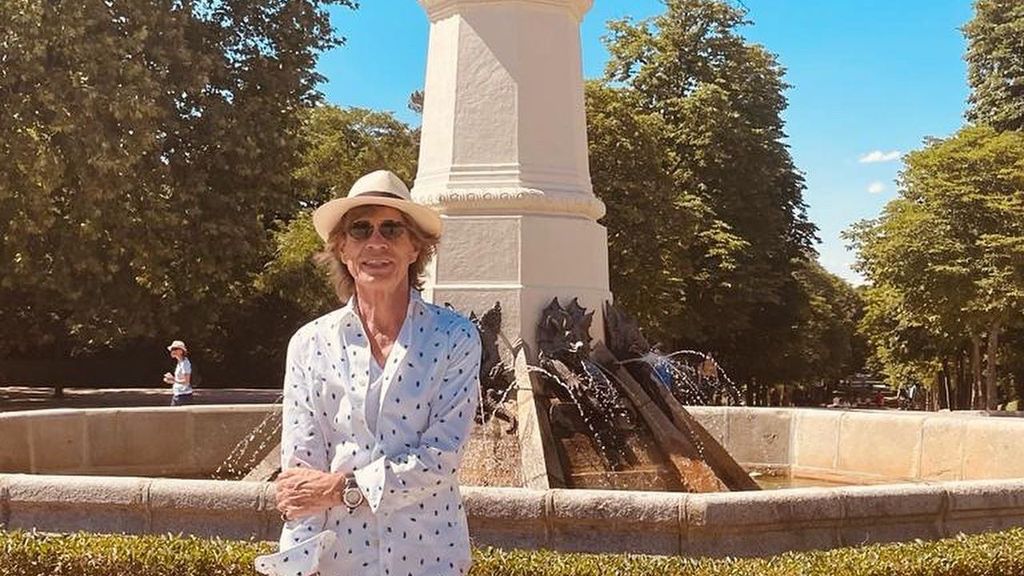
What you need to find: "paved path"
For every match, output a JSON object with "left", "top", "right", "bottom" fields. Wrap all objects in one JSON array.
[{"left": 0, "top": 386, "right": 281, "bottom": 413}]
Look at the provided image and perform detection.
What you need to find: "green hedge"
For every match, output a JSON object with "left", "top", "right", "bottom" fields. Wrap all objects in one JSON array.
[{"left": 1, "top": 528, "right": 1023, "bottom": 576}]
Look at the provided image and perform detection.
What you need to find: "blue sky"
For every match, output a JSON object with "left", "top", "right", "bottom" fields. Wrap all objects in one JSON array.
[{"left": 316, "top": 1, "right": 974, "bottom": 284}]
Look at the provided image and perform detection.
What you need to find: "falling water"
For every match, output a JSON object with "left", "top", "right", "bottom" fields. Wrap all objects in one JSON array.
[
  {"left": 212, "top": 394, "right": 284, "bottom": 480},
  {"left": 528, "top": 364, "right": 631, "bottom": 470},
  {"left": 623, "top": 350, "right": 744, "bottom": 407}
]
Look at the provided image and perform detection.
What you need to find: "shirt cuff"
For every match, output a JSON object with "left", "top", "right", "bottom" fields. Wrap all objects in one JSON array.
[
  {"left": 254, "top": 530, "right": 336, "bottom": 576},
  {"left": 353, "top": 456, "right": 386, "bottom": 512}
]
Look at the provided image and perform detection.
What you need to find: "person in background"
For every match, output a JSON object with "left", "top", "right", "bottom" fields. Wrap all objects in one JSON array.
[
  {"left": 254, "top": 169, "right": 482, "bottom": 576},
  {"left": 163, "top": 340, "right": 193, "bottom": 406}
]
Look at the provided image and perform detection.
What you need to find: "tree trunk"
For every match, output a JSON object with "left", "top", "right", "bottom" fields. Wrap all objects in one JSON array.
[
  {"left": 957, "top": 347, "right": 970, "bottom": 410},
  {"left": 986, "top": 321, "right": 1000, "bottom": 411},
  {"left": 971, "top": 334, "right": 983, "bottom": 409},
  {"left": 745, "top": 378, "right": 764, "bottom": 406},
  {"left": 940, "top": 359, "right": 952, "bottom": 410}
]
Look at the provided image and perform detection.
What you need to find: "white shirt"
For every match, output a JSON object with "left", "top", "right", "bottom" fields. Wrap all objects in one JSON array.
[
  {"left": 172, "top": 358, "right": 192, "bottom": 396},
  {"left": 365, "top": 358, "right": 384, "bottom": 435},
  {"left": 256, "top": 289, "right": 481, "bottom": 576}
]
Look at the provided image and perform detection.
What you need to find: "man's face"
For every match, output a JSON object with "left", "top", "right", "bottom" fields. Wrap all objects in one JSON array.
[{"left": 339, "top": 206, "right": 420, "bottom": 294}]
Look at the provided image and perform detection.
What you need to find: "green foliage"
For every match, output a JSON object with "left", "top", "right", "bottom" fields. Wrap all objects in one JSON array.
[
  {"left": 0, "top": 0, "right": 353, "bottom": 358},
  {"left": 585, "top": 81, "right": 696, "bottom": 342},
  {"left": 293, "top": 105, "right": 420, "bottom": 210},
  {"left": 3, "top": 529, "right": 1024, "bottom": 576},
  {"left": 784, "top": 259, "right": 866, "bottom": 384},
  {"left": 590, "top": 0, "right": 841, "bottom": 392},
  {"left": 260, "top": 105, "right": 420, "bottom": 318},
  {"left": 964, "top": 0, "right": 1024, "bottom": 131},
  {"left": 211, "top": 105, "right": 420, "bottom": 385},
  {"left": 848, "top": 126, "right": 1024, "bottom": 404},
  {"left": 0, "top": 531, "right": 273, "bottom": 576},
  {"left": 0, "top": 0, "right": 865, "bottom": 393}
]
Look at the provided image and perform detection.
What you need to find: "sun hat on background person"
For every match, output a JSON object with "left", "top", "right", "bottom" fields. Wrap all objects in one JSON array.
[{"left": 166, "top": 340, "right": 188, "bottom": 353}]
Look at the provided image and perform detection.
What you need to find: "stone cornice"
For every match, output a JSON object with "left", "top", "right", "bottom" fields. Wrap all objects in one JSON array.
[
  {"left": 412, "top": 186, "right": 606, "bottom": 220},
  {"left": 419, "top": 0, "right": 593, "bottom": 22}
]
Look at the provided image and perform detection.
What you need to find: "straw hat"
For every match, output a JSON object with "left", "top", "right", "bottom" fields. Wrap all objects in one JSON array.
[
  {"left": 312, "top": 170, "right": 442, "bottom": 242},
  {"left": 167, "top": 340, "right": 188, "bottom": 352}
]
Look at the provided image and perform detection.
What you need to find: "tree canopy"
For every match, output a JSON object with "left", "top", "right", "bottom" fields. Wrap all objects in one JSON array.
[
  {"left": 849, "top": 126, "right": 1024, "bottom": 408},
  {"left": 0, "top": 0, "right": 353, "bottom": 357},
  {"left": 845, "top": 0, "right": 1024, "bottom": 409},
  {"left": 964, "top": 0, "right": 1024, "bottom": 131},
  {"left": 0, "top": 0, "right": 867, "bottom": 396},
  {"left": 589, "top": 0, "right": 837, "bottom": 394}
]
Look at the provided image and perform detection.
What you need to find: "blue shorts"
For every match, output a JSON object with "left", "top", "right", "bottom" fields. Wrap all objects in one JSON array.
[{"left": 171, "top": 393, "right": 193, "bottom": 407}]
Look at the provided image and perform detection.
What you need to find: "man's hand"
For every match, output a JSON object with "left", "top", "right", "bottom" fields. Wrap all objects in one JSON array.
[{"left": 275, "top": 467, "right": 345, "bottom": 521}]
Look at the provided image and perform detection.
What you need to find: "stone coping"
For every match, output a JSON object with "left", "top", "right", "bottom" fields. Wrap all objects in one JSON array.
[
  {"left": 685, "top": 406, "right": 1024, "bottom": 483},
  {"left": 2, "top": 474, "right": 1023, "bottom": 557},
  {"left": 7, "top": 405, "right": 1024, "bottom": 484}
]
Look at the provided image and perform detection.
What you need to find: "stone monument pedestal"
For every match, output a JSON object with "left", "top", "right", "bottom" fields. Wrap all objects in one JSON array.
[
  {"left": 414, "top": 0, "right": 609, "bottom": 347},
  {"left": 423, "top": 214, "right": 609, "bottom": 353}
]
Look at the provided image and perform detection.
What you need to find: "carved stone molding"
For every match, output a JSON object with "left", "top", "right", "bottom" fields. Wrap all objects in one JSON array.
[
  {"left": 419, "top": 0, "right": 593, "bottom": 22},
  {"left": 414, "top": 186, "right": 606, "bottom": 220}
]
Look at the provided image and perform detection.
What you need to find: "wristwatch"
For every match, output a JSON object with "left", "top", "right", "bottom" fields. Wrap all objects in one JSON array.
[{"left": 340, "top": 476, "right": 364, "bottom": 509}]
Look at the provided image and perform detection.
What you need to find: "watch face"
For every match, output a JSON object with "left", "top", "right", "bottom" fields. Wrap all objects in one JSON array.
[{"left": 343, "top": 487, "right": 364, "bottom": 508}]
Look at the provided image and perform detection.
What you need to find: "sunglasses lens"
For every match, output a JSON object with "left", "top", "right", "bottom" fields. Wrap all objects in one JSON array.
[
  {"left": 348, "top": 221, "right": 373, "bottom": 240},
  {"left": 380, "top": 221, "right": 406, "bottom": 239},
  {"left": 347, "top": 220, "right": 406, "bottom": 240}
]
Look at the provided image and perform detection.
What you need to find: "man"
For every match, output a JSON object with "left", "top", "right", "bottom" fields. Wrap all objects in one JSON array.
[{"left": 255, "top": 170, "right": 482, "bottom": 576}]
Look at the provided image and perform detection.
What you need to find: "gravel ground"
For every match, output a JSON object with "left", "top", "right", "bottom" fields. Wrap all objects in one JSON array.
[{"left": 0, "top": 386, "right": 281, "bottom": 413}]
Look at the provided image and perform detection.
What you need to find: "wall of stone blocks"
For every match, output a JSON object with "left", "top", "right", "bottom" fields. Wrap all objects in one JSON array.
[
  {"left": 0, "top": 406, "right": 278, "bottom": 477},
  {"left": 686, "top": 407, "right": 1024, "bottom": 483},
  {"left": 3, "top": 406, "right": 1024, "bottom": 557},
  {"left": 2, "top": 474, "right": 1024, "bottom": 558}
]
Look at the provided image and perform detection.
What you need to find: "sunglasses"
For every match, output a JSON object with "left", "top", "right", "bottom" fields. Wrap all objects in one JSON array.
[{"left": 346, "top": 219, "right": 407, "bottom": 241}]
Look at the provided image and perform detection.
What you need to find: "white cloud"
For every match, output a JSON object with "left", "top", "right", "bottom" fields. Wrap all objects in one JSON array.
[
  {"left": 867, "top": 181, "right": 886, "bottom": 194},
  {"left": 858, "top": 150, "right": 901, "bottom": 163}
]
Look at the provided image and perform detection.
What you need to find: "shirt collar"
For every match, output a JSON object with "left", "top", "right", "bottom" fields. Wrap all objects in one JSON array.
[{"left": 336, "top": 287, "right": 423, "bottom": 324}]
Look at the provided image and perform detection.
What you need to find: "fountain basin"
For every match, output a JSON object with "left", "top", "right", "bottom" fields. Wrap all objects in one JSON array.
[
  {"left": 2, "top": 406, "right": 1023, "bottom": 557},
  {"left": 0, "top": 405, "right": 276, "bottom": 478}
]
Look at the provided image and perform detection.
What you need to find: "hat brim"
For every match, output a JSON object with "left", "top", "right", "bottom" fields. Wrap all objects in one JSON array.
[
  {"left": 312, "top": 196, "right": 442, "bottom": 242},
  {"left": 167, "top": 345, "right": 186, "bottom": 352}
]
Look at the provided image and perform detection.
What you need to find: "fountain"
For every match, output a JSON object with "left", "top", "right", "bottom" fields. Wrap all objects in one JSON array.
[
  {"left": 3, "top": 0, "right": 1024, "bottom": 560},
  {"left": 4, "top": 395, "right": 1024, "bottom": 556}
]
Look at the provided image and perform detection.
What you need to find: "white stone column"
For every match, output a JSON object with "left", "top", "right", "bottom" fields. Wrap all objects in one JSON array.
[{"left": 414, "top": 0, "right": 611, "bottom": 351}]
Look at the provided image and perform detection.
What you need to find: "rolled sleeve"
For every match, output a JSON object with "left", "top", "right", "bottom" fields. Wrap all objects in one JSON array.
[{"left": 278, "top": 331, "right": 329, "bottom": 546}]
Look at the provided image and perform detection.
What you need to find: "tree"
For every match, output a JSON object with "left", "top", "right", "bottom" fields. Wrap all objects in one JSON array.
[
  {"left": 585, "top": 82, "right": 699, "bottom": 345},
  {"left": 262, "top": 105, "right": 419, "bottom": 314},
  {"left": 786, "top": 260, "right": 866, "bottom": 386},
  {"left": 849, "top": 126, "right": 1024, "bottom": 409},
  {"left": 0, "top": 0, "right": 353, "bottom": 359},
  {"left": 848, "top": 202, "right": 966, "bottom": 404},
  {"left": 219, "top": 104, "right": 420, "bottom": 386},
  {"left": 293, "top": 105, "right": 419, "bottom": 210},
  {"left": 964, "top": 0, "right": 1024, "bottom": 132},
  {"left": 593, "top": 0, "right": 818, "bottom": 394}
]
